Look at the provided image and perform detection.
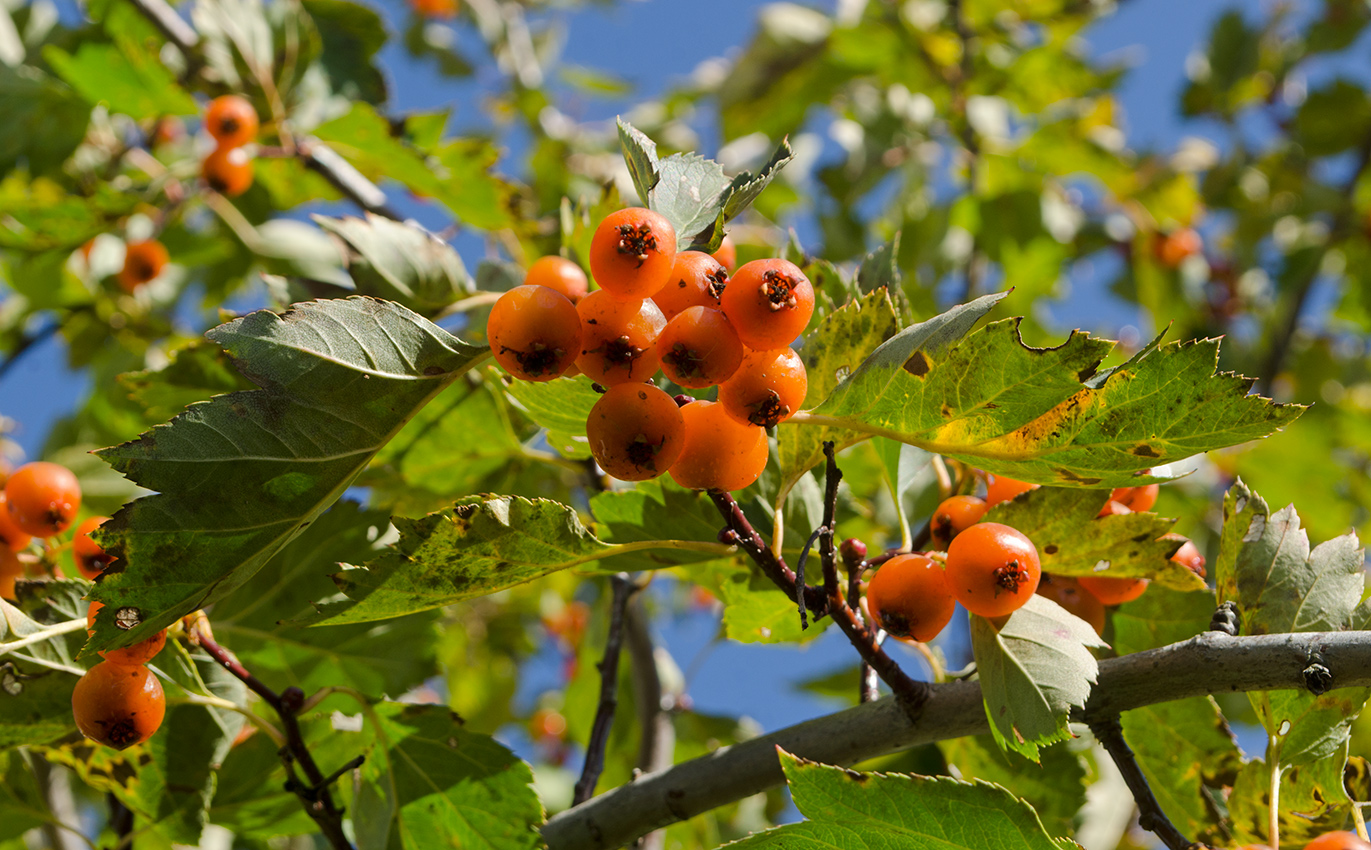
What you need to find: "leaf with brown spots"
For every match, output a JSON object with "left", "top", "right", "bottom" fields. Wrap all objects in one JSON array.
[{"left": 801, "top": 319, "right": 1304, "bottom": 487}]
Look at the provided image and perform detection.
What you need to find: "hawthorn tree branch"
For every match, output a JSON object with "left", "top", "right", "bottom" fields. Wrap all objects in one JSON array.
[
  {"left": 708, "top": 491, "right": 827, "bottom": 616},
  {"left": 573, "top": 573, "right": 637, "bottom": 805},
  {"left": 542, "top": 628, "right": 1371, "bottom": 850},
  {"left": 1089, "top": 715, "right": 1201, "bottom": 850}
]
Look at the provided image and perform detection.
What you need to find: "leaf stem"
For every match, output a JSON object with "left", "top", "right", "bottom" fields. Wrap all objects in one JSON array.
[
  {"left": 573, "top": 573, "right": 637, "bottom": 805},
  {"left": 0, "top": 617, "right": 88, "bottom": 659}
]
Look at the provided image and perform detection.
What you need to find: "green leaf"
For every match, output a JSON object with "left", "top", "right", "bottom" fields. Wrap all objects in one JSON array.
[
  {"left": 304, "top": 496, "right": 613, "bottom": 625},
  {"left": 355, "top": 702, "right": 543, "bottom": 850},
  {"left": 718, "top": 565, "right": 821, "bottom": 645},
  {"left": 0, "top": 655, "right": 77, "bottom": 749},
  {"left": 1294, "top": 79, "right": 1371, "bottom": 157},
  {"left": 497, "top": 370, "right": 601, "bottom": 436},
  {"left": 1120, "top": 697, "right": 1241, "bottom": 840},
  {"left": 775, "top": 288, "right": 903, "bottom": 499},
  {"left": 43, "top": 41, "right": 196, "bottom": 119},
  {"left": 1229, "top": 754, "right": 1353, "bottom": 847},
  {"left": 808, "top": 320, "right": 1304, "bottom": 487},
  {"left": 616, "top": 117, "right": 659, "bottom": 205},
  {"left": 313, "top": 103, "right": 514, "bottom": 230},
  {"left": 118, "top": 339, "right": 257, "bottom": 424},
  {"left": 0, "top": 752, "right": 47, "bottom": 840},
  {"left": 315, "top": 214, "right": 474, "bottom": 316},
  {"left": 0, "top": 66, "right": 91, "bottom": 177},
  {"left": 1111, "top": 586, "right": 1216, "bottom": 654},
  {"left": 589, "top": 480, "right": 727, "bottom": 571},
  {"left": 301, "top": 0, "right": 387, "bottom": 104},
  {"left": 984, "top": 487, "right": 1205, "bottom": 591},
  {"left": 939, "top": 735, "right": 1089, "bottom": 839},
  {"left": 1214, "top": 479, "right": 1366, "bottom": 635},
  {"left": 969, "top": 594, "right": 1107, "bottom": 760},
  {"left": 725, "top": 750, "right": 1071, "bottom": 850},
  {"left": 88, "top": 297, "right": 488, "bottom": 654},
  {"left": 0, "top": 172, "right": 140, "bottom": 251}
]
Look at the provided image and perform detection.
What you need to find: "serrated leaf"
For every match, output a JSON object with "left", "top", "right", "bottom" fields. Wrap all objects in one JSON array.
[
  {"left": 775, "top": 288, "right": 904, "bottom": 499},
  {"left": 616, "top": 117, "right": 659, "bottom": 205},
  {"left": 301, "top": 0, "right": 387, "bottom": 104},
  {"left": 718, "top": 137, "right": 795, "bottom": 226},
  {"left": 315, "top": 214, "right": 473, "bottom": 315},
  {"left": 939, "top": 735, "right": 1089, "bottom": 839},
  {"left": 43, "top": 41, "right": 197, "bottom": 119},
  {"left": 809, "top": 320, "right": 1304, "bottom": 487},
  {"left": 0, "top": 596, "right": 80, "bottom": 670},
  {"left": 303, "top": 496, "right": 612, "bottom": 625},
  {"left": 1229, "top": 753, "right": 1353, "bottom": 847},
  {"left": 1120, "top": 697, "right": 1241, "bottom": 840},
  {"left": 118, "top": 339, "right": 257, "bottom": 424},
  {"left": 589, "top": 479, "right": 727, "bottom": 571},
  {"left": 725, "top": 749, "right": 1072, "bottom": 850},
  {"left": 985, "top": 487, "right": 1205, "bottom": 590},
  {"left": 496, "top": 370, "right": 600, "bottom": 436},
  {"left": 355, "top": 702, "right": 543, "bottom": 850},
  {"left": 1111, "top": 585, "right": 1216, "bottom": 654},
  {"left": 88, "top": 297, "right": 487, "bottom": 654},
  {"left": 718, "top": 565, "right": 822, "bottom": 645},
  {"left": 969, "top": 594, "right": 1107, "bottom": 760}
]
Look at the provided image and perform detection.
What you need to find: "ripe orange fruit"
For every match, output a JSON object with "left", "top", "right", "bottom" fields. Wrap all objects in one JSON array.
[
  {"left": 410, "top": 0, "right": 458, "bottom": 18},
  {"left": 1109, "top": 484, "right": 1159, "bottom": 512},
  {"left": 1154, "top": 227, "right": 1202, "bottom": 269},
  {"left": 5, "top": 462, "right": 81, "bottom": 537},
  {"left": 865, "top": 554, "right": 956, "bottom": 642},
  {"left": 488, "top": 285, "right": 582, "bottom": 381},
  {"left": 525, "top": 256, "right": 589, "bottom": 303},
  {"left": 0, "top": 493, "right": 33, "bottom": 551},
  {"left": 0, "top": 546, "right": 22, "bottom": 600},
  {"left": 1164, "top": 534, "right": 1206, "bottom": 578},
  {"left": 984, "top": 473, "right": 1037, "bottom": 506},
  {"left": 711, "top": 235, "right": 737, "bottom": 271},
  {"left": 653, "top": 251, "right": 729, "bottom": 320},
  {"left": 717, "top": 347, "right": 807, "bottom": 428},
  {"left": 202, "top": 145, "right": 254, "bottom": 196},
  {"left": 944, "top": 522, "right": 1041, "bottom": 619},
  {"left": 585, "top": 383, "right": 686, "bottom": 481},
  {"left": 669, "top": 401, "right": 768, "bottom": 492},
  {"left": 72, "top": 516, "right": 115, "bottom": 580},
  {"left": 589, "top": 208, "right": 677, "bottom": 301},
  {"left": 1304, "top": 832, "right": 1371, "bottom": 850},
  {"left": 204, "top": 95, "right": 259, "bottom": 147},
  {"left": 657, "top": 307, "right": 744, "bottom": 389},
  {"left": 118, "top": 240, "right": 169, "bottom": 293},
  {"left": 929, "top": 495, "right": 987, "bottom": 550},
  {"left": 87, "top": 601, "right": 167, "bottom": 667},
  {"left": 1079, "top": 575, "right": 1149, "bottom": 606},
  {"left": 720, "top": 259, "right": 814, "bottom": 350},
  {"left": 1035, "top": 574, "right": 1105, "bottom": 636},
  {"left": 575, "top": 290, "right": 666, "bottom": 386},
  {"left": 71, "top": 660, "right": 165, "bottom": 750}
]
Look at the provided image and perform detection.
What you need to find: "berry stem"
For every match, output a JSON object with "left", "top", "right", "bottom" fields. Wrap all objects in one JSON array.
[
  {"left": 1088, "top": 714, "right": 1207, "bottom": 850},
  {"left": 573, "top": 573, "right": 639, "bottom": 805},
  {"left": 707, "top": 491, "right": 827, "bottom": 617},
  {"left": 190, "top": 625, "right": 356, "bottom": 850}
]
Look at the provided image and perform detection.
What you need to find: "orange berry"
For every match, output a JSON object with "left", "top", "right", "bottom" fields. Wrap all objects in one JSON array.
[
  {"left": 1164, "top": 534, "right": 1206, "bottom": 578},
  {"left": 530, "top": 708, "right": 567, "bottom": 741},
  {"left": 152, "top": 117, "right": 184, "bottom": 147},
  {"left": 525, "top": 256, "right": 589, "bottom": 303},
  {"left": 657, "top": 307, "right": 744, "bottom": 389},
  {"left": 669, "top": 401, "right": 768, "bottom": 492},
  {"left": 654, "top": 251, "right": 729, "bottom": 320},
  {"left": 1097, "top": 499, "right": 1132, "bottom": 518},
  {"left": 1154, "top": 227, "right": 1202, "bottom": 269},
  {"left": 575, "top": 289, "right": 666, "bottom": 386},
  {"left": 0, "top": 493, "right": 32, "bottom": 551},
  {"left": 711, "top": 235, "right": 737, "bottom": 271},
  {"left": 930, "top": 495, "right": 987, "bottom": 549},
  {"left": 202, "top": 145, "right": 254, "bottom": 196},
  {"left": 0, "top": 546, "right": 21, "bottom": 599},
  {"left": 720, "top": 259, "right": 815, "bottom": 350},
  {"left": 488, "top": 285, "right": 582, "bottom": 382},
  {"left": 1079, "top": 575, "right": 1149, "bottom": 606},
  {"left": 586, "top": 384, "right": 686, "bottom": 481},
  {"left": 73, "top": 516, "right": 115, "bottom": 580},
  {"left": 865, "top": 553, "right": 956, "bottom": 642},
  {"left": 1305, "top": 833, "right": 1371, "bottom": 850},
  {"left": 87, "top": 601, "right": 166, "bottom": 667},
  {"left": 5, "top": 462, "right": 81, "bottom": 537},
  {"left": 717, "top": 347, "right": 807, "bottom": 429},
  {"left": 410, "top": 0, "right": 458, "bottom": 18},
  {"left": 204, "top": 95, "right": 259, "bottom": 147},
  {"left": 589, "top": 208, "right": 677, "bottom": 301},
  {"left": 118, "top": 240, "right": 169, "bottom": 293},
  {"left": 1109, "top": 484, "right": 1159, "bottom": 512},
  {"left": 945, "top": 522, "right": 1041, "bottom": 619},
  {"left": 1035, "top": 574, "right": 1105, "bottom": 636},
  {"left": 543, "top": 600, "right": 590, "bottom": 648},
  {"left": 984, "top": 473, "right": 1037, "bottom": 506},
  {"left": 71, "top": 660, "right": 165, "bottom": 750}
]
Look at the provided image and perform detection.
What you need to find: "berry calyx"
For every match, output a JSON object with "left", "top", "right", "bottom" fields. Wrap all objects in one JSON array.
[
  {"left": 720, "top": 259, "right": 815, "bottom": 350},
  {"left": 118, "top": 240, "right": 169, "bottom": 293},
  {"left": 488, "top": 285, "right": 582, "bottom": 382},
  {"left": 929, "top": 495, "right": 988, "bottom": 549},
  {"left": 1035, "top": 574, "right": 1105, "bottom": 636},
  {"left": 204, "top": 95, "right": 259, "bottom": 148},
  {"left": 575, "top": 290, "right": 666, "bottom": 386},
  {"left": 717, "top": 347, "right": 807, "bottom": 428},
  {"left": 654, "top": 251, "right": 729, "bottom": 320},
  {"left": 944, "top": 522, "right": 1041, "bottom": 619},
  {"left": 984, "top": 473, "right": 1037, "bottom": 506},
  {"left": 88, "top": 601, "right": 167, "bottom": 667},
  {"left": 525, "top": 256, "right": 589, "bottom": 303},
  {"left": 71, "top": 660, "right": 165, "bottom": 750},
  {"left": 1079, "top": 575, "right": 1149, "bottom": 606},
  {"left": 586, "top": 383, "right": 686, "bottom": 481},
  {"left": 73, "top": 516, "right": 115, "bottom": 580},
  {"left": 5, "top": 461, "right": 81, "bottom": 537},
  {"left": 589, "top": 208, "right": 677, "bottom": 301},
  {"left": 202, "top": 145, "right": 254, "bottom": 196},
  {"left": 657, "top": 307, "right": 744, "bottom": 389},
  {"left": 669, "top": 401, "right": 768, "bottom": 492},
  {"left": 865, "top": 553, "right": 956, "bottom": 642}
]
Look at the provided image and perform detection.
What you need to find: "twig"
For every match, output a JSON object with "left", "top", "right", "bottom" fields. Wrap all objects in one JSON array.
[
  {"left": 624, "top": 592, "right": 674, "bottom": 850},
  {"left": 707, "top": 491, "right": 826, "bottom": 616},
  {"left": 573, "top": 573, "right": 637, "bottom": 805},
  {"left": 298, "top": 141, "right": 404, "bottom": 222},
  {"left": 108, "top": 793, "right": 133, "bottom": 845},
  {"left": 123, "top": 0, "right": 198, "bottom": 54},
  {"left": 191, "top": 627, "right": 356, "bottom": 850},
  {"left": 1089, "top": 715, "right": 1202, "bottom": 850}
]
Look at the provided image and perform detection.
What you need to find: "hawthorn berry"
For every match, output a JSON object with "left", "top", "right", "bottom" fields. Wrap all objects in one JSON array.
[
  {"left": 654, "top": 251, "right": 729, "bottom": 320},
  {"left": 488, "top": 285, "right": 582, "bottom": 382},
  {"left": 1154, "top": 227, "right": 1202, "bottom": 269},
  {"left": 530, "top": 708, "right": 568, "bottom": 741},
  {"left": 410, "top": 0, "right": 458, "bottom": 18},
  {"left": 1109, "top": 484, "right": 1159, "bottom": 512},
  {"left": 865, "top": 554, "right": 956, "bottom": 642},
  {"left": 71, "top": 660, "right": 165, "bottom": 750},
  {"left": 929, "top": 495, "right": 987, "bottom": 549},
  {"left": 589, "top": 208, "right": 677, "bottom": 301},
  {"left": 0, "top": 493, "right": 32, "bottom": 551},
  {"left": 1079, "top": 574, "right": 1149, "bottom": 606},
  {"left": 543, "top": 600, "right": 590, "bottom": 649},
  {"left": 88, "top": 601, "right": 167, "bottom": 667},
  {"left": 1304, "top": 832, "right": 1371, "bottom": 850},
  {"left": 711, "top": 235, "right": 737, "bottom": 271},
  {"left": 720, "top": 259, "right": 815, "bottom": 350},
  {"left": 984, "top": 473, "right": 1037, "bottom": 507},
  {"left": 717, "top": 347, "right": 807, "bottom": 428},
  {"left": 0, "top": 546, "right": 21, "bottom": 600},
  {"left": 202, "top": 145, "right": 254, "bottom": 196},
  {"left": 586, "top": 383, "right": 686, "bottom": 481},
  {"left": 669, "top": 401, "right": 768, "bottom": 492},
  {"left": 204, "top": 95, "right": 259, "bottom": 148},
  {"left": 118, "top": 240, "right": 169, "bottom": 293},
  {"left": 1164, "top": 533, "right": 1206, "bottom": 578},
  {"left": 1035, "top": 574, "right": 1105, "bottom": 636},
  {"left": 944, "top": 522, "right": 1041, "bottom": 619},
  {"left": 6, "top": 461, "right": 81, "bottom": 537},
  {"left": 526, "top": 256, "right": 589, "bottom": 303},
  {"left": 73, "top": 516, "right": 115, "bottom": 580},
  {"left": 657, "top": 307, "right": 745, "bottom": 389},
  {"left": 575, "top": 289, "right": 666, "bottom": 386}
]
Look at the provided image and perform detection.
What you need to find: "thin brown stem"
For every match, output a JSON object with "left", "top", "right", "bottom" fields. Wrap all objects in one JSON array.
[
  {"left": 1089, "top": 715, "right": 1207, "bottom": 850},
  {"left": 708, "top": 491, "right": 827, "bottom": 616},
  {"left": 573, "top": 573, "right": 637, "bottom": 805}
]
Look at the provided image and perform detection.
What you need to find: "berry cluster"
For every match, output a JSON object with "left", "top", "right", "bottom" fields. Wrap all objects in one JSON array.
[
  {"left": 202, "top": 95, "right": 258, "bottom": 198},
  {"left": 0, "top": 461, "right": 167, "bottom": 750},
  {"left": 490, "top": 208, "right": 813, "bottom": 492},
  {"left": 861, "top": 473, "right": 1208, "bottom": 644}
]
